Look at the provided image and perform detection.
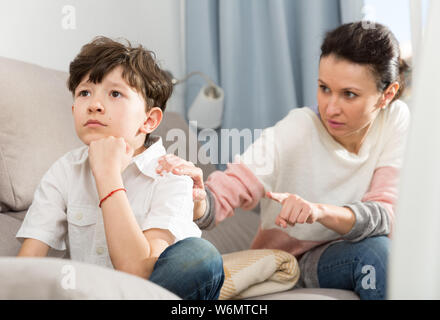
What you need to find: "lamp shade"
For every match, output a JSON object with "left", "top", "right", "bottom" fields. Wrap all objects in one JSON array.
[{"left": 187, "top": 85, "right": 224, "bottom": 129}]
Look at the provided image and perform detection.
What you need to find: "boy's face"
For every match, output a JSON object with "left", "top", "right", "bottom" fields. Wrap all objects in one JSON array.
[{"left": 72, "top": 66, "right": 152, "bottom": 150}]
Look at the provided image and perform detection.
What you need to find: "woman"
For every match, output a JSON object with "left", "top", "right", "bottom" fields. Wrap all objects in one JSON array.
[{"left": 157, "top": 22, "right": 410, "bottom": 300}]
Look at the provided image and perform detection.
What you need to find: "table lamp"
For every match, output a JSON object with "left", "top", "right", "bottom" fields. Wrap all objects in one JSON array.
[{"left": 166, "top": 71, "right": 224, "bottom": 129}]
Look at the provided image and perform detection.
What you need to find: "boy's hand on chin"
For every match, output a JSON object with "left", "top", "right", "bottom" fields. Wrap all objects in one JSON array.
[{"left": 88, "top": 136, "right": 134, "bottom": 178}]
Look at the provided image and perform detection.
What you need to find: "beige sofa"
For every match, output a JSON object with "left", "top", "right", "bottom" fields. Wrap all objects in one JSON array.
[{"left": 0, "top": 56, "right": 358, "bottom": 300}]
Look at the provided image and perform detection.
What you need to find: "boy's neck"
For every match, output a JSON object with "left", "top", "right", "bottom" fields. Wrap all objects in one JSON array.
[
  {"left": 133, "top": 134, "right": 159, "bottom": 156},
  {"left": 133, "top": 144, "right": 147, "bottom": 157}
]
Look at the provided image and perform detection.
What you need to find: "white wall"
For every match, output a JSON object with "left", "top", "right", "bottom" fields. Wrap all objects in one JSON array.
[{"left": 0, "top": 0, "right": 186, "bottom": 114}]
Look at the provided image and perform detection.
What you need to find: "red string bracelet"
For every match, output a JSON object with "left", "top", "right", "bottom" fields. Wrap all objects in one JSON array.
[{"left": 99, "top": 188, "right": 126, "bottom": 208}]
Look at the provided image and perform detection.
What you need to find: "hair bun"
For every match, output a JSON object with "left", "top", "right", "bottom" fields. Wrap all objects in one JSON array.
[
  {"left": 396, "top": 58, "right": 411, "bottom": 100},
  {"left": 399, "top": 58, "right": 410, "bottom": 74}
]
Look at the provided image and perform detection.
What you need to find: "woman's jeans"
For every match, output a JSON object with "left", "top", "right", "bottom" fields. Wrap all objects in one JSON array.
[
  {"left": 149, "top": 237, "right": 225, "bottom": 300},
  {"left": 317, "top": 236, "right": 390, "bottom": 300}
]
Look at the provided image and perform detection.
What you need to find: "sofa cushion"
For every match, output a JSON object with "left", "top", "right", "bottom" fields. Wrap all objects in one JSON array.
[
  {"left": 0, "top": 211, "right": 26, "bottom": 256},
  {"left": 202, "top": 208, "right": 260, "bottom": 254},
  {"left": 0, "top": 211, "right": 67, "bottom": 258},
  {"left": 0, "top": 57, "right": 82, "bottom": 212},
  {"left": 0, "top": 257, "right": 179, "bottom": 299}
]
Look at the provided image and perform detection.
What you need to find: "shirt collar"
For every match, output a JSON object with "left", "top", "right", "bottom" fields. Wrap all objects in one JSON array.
[
  {"left": 131, "top": 135, "right": 166, "bottom": 178},
  {"left": 72, "top": 135, "right": 165, "bottom": 179}
]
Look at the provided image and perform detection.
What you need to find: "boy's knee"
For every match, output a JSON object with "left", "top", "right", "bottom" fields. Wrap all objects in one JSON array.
[
  {"left": 178, "top": 237, "right": 220, "bottom": 255},
  {"left": 179, "top": 238, "right": 223, "bottom": 272},
  {"left": 198, "top": 238, "right": 223, "bottom": 265},
  {"left": 176, "top": 238, "right": 225, "bottom": 293},
  {"left": 150, "top": 237, "right": 224, "bottom": 300}
]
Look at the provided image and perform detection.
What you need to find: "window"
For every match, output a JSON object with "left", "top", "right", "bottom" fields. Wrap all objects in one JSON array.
[
  {"left": 362, "top": 0, "right": 430, "bottom": 101},
  {"left": 363, "top": 0, "right": 430, "bottom": 59}
]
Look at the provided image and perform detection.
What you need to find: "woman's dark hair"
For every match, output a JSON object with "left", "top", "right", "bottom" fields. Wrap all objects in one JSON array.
[{"left": 320, "top": 21, "right": 410, "bottom": 102}]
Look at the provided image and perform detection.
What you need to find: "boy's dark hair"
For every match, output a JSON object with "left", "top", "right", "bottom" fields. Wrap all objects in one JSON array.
[
  {"left": 320, "top": 21, "right": 410, "bottom": 103},
  {"left": 67, "top": 36, "right": 173, "bottom": 111}
]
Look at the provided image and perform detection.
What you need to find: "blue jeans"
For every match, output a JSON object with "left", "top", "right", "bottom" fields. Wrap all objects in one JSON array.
[
  {"left": 149, "top": 237, "right": 224, "bottom": 300},
  {"left": 317, "top": 236, "right": 390, "bottom": 300}
]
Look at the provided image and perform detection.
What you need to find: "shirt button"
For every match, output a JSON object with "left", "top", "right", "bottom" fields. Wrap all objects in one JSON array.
[
  {"left": 96, "top": 247, "right": 105, "bottom": 255},
  {"left": 76, "top": 212, "right": 83, "bottom": 220}
]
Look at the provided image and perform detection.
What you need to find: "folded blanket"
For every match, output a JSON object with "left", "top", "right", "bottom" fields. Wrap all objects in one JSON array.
[{"left": 220, "top": 249, "right": 300, "bottom": 300}]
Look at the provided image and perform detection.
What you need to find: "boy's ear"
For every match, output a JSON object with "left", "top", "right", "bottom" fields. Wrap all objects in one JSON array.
[
  {"left": 72, "top": 105, "right": 74, "bottom": 114},
  {"left": 140, "top": 107, "right": 163, "bottom": 134}
]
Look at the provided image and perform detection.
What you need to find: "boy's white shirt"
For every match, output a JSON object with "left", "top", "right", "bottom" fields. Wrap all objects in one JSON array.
[{"left": 16, "top": 137, "right": 201, "bottom": 268}]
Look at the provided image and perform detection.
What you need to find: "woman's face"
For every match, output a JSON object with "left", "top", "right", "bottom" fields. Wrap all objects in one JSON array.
[{"left": 317, "top": 54, "right": 385, "bottom": 152}]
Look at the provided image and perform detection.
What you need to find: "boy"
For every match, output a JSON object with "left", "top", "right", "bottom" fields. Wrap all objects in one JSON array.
[{"left": 16, "top": 36, "right": 224, "bottom": 300}]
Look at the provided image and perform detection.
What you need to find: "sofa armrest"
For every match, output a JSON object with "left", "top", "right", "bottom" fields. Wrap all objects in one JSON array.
[{"left": 0, "top": 257, "right": 179, "bottom": 299}]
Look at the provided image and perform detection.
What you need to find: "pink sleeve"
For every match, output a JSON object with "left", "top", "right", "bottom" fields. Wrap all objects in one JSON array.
[
  {"left": 205, "top": 162, "right": 265, "bottom": 224},
  {"left": 362, "top": 166, "right": 400, "bottom": 222}
]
